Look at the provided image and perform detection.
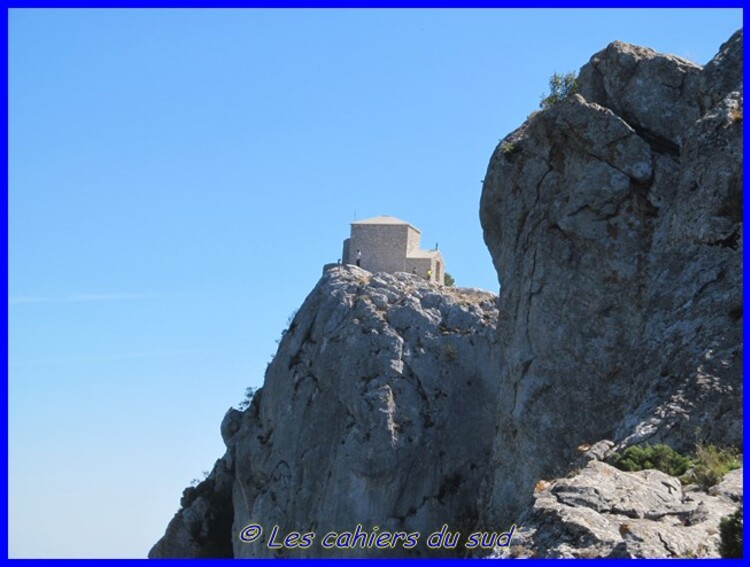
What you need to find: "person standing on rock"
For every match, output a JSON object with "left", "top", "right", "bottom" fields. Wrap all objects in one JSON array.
[
  {"left": 356, "top": 249, "right": 362, "bottom": 267},
  {"left": 427, "top": 269, "right": 432, "bottom": 281}
]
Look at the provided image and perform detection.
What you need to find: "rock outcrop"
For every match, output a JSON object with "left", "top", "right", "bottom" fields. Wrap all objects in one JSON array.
[
  {"left": 151, "top": 30, "right": 742, "bottom": 559},
  {"left": 479, "top": 29, "right": 742, "bottom": 553},
  {"left": 149, "top": 457, "right": 235, "bottom": 558},
  {"left": 151, "top": 266, "right": 501, "bottom": 558},
  {"left": 496, "top": 463, "right": 743, "bottom": 558}
]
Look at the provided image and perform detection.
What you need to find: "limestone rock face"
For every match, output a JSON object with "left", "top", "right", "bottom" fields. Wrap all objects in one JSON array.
[
  {"left": 151, "top": 30, "right": 742, "bottom": 560},
  {"left": 577, "top": 41, "right": 703, "bottom": 147},
  {"left": 479, "top": 29, "right": 742, "bottom": 542},
  {"left": 496, "top": 463, "right": 743, "bottom": 558},
  {"left": 150, "top": 265, "right": 500, "bottom": 558}
]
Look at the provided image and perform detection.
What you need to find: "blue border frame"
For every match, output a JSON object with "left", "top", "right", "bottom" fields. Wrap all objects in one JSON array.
[
  {"left": 2, "top": 3, "right": 7, "bottom": 562},
  {"left": 2, "top": 1, "right": 748, "bottom": 8},
  {"left": 2, "top": 1, "right": 746, "bottom": 562}
]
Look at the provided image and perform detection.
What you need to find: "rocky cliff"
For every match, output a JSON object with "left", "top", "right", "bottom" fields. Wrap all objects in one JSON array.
[
  {"left": 150, "top": 30, "right": 742, "bottom": 559},
  {"left": 151, "top": 267, "right": 501, "bottom": 558},
  {"left": 479, "top": 29, "right": 742, "bottom": 557}
]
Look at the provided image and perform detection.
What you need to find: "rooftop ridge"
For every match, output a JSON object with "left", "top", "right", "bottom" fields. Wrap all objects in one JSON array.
[{"left": 351, "top": 215, "right": 421, "bottom": 233}]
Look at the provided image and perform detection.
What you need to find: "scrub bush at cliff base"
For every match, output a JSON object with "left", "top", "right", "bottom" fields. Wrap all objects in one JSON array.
[{"left": 719, "top": 506, "right": 742, "bottom": 558}]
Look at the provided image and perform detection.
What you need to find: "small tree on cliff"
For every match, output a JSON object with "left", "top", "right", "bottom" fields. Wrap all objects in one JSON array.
[
  {"left": 540, "top": 72, "right": 579, "bottom": 109},
  {"left": 237, "top": 386, "right": 257, "bottom": 411}
]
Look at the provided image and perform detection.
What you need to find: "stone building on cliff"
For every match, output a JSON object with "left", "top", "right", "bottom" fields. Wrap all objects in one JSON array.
[{"left": 341, "top": 215, "right": 446, "bottom": 284}]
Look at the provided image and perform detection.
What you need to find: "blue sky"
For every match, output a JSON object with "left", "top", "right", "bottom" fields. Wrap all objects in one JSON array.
[{"left": 7, "top": 7, "right": 742, "bottom": 558}]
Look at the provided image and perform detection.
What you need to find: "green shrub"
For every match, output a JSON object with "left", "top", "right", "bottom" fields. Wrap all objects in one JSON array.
[
  {"left": 540, "top": 71, "right": 579, "bottom": 109},
  {"left": 613, "top": 443, "right": 741, "bottom": 491},
  {"left": 687, "top": 443, "right": 741, "bottom": 490},
  {"left": 719, "top": 507, "right": 743, "bottom": 558},
  {"left": 444, "top": 272, "right": 455, "bottom": 287},
  {"left": 611, "top": 443, "right": 692, "bottom": 477},
  {"left": 500, "top": 141, "right": 517, "bottom": 155}
]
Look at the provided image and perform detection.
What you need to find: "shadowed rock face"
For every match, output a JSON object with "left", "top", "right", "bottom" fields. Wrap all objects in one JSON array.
[
  {"left": 479, "top": 29, "right": 742, "bottom": 539},
  {"left": 148, "top": 457, "right": 235, "bottom": 558},
  {"left": 151, "top": 266, "right": 501, "bottom": 558},
  {"left": 151, "top": 30, "right": 742, "bottom": 560}
]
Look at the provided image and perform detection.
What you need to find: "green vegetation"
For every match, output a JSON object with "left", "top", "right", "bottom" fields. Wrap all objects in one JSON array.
[
  {"left": 686, "top": 443, "right": 741, "bottom": 490},
  {"left": 444, "top": 272, "right": 455, "bottom": 287},
  {"left": 611, "top": 442, "right": 742, "bottom": 491},
  {"left": 540, "top": 71, "right": 579, "bottom": 109},
  {"left": 500, "top": 141, "right": 517, "bottom": 155},
  {"left": 719, "top": 507, "right": 743, "bottom": 558},
  {"left": 611, "top": 443, "right": 691, "bottom": 477}
]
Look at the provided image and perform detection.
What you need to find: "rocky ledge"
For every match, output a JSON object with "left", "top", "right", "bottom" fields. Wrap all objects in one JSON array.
[{"left": 497, "top": 459, "right": 742, "bottom": 558}]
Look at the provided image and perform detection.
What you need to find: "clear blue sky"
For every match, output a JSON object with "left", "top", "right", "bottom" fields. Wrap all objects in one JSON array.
[{"left": 8, "top": 7, "right": 742, "bottom": 558}]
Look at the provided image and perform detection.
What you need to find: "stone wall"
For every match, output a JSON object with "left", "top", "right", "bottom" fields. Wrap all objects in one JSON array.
[
  {"left": 347, "top": 223, "right": 410, "bottom": 273},
  {"left": 406, "top": 226, "right": 421, "bottom": 254},
  {"left": 341, "top": 238, "right": 350, "bottom": 265},
  {"left": 405, "top": 257, "right": 433, "bottom": 280},
  {"left": 404, "top": 255, "right": 445, "bottom": 285}
]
